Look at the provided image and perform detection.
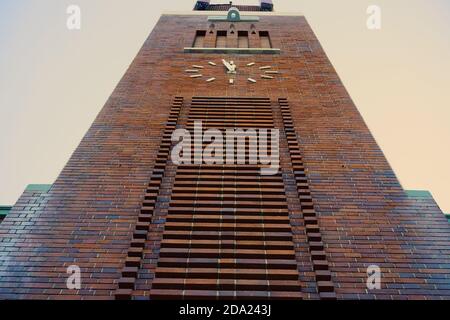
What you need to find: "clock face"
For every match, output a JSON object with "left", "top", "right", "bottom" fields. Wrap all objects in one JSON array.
[{"left": 184, "top": 60, "right": 280, "bottom": 85}]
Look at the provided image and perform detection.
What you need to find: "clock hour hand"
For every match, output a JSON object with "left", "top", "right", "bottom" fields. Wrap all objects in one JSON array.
[
  {"left": 222, "top": 59, "right": 237, "bottom": 74},
  {"left": 222, "top": 59, "right": 232, "bottom": 72}
]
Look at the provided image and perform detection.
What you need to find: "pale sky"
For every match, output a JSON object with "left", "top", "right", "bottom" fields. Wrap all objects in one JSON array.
[{"left": 0, "top": 0, "right": 449, "bottom": 213}]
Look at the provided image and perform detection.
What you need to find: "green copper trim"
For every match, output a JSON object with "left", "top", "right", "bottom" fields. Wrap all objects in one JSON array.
[
  {"left": 208, "top": 7, "right": 260, "bottom": 22},
  {"left": 0, "top": 206, "right": 12, "bottom": 217},
  {"left": 184, "top": 47, "right": 280, "bottom": 54},
  {"left": 406, "top": 190, "right": 448, "bottom": 222},
  {"left": 208, "top": 16, "right": 260, "bottom": 22},
  {"left": 405, "top": 190, "right": 433, "bottom": 199},
  {"left": 25, "top": 184, "right": 52, "bottom": 193}
]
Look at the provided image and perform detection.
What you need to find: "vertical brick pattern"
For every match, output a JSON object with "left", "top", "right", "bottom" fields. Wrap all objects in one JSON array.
[
  {"left": 131, "top": 98, "right": 193, "bottom": 299},
  {"left": 277, "top": 98, "right": 336, "bottom": 299},
  {"left": 270, "top": 99, "right": 318, "bottom": 299},
  {"left": 114, "top": 97, "right": 184, "bottom": 300}
]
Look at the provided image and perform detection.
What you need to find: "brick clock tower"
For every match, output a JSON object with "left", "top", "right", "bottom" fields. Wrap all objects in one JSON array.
[{"left": 1, "top": 1, "right": 449, "bottom": 300}]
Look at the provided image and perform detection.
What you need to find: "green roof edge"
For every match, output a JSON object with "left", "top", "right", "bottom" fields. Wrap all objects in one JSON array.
[
  {"left": 25, "top": 184, "right": 52, "bottom": 192},
  {"left": 0, "top": 206, "right": 12, "bottom": 217},
  {"left": 405, "top": 190, "right": 433, "bottom": 199}
]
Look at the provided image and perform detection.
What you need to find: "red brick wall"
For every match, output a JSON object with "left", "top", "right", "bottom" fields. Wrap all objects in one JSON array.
[{"left": 0, "top": 14, "right": 449, "bottom": 300}]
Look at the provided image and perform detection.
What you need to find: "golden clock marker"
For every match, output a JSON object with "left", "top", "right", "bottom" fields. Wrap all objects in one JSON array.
[{"left": 186, "top": 60, "right": 279, "bottom": 84}]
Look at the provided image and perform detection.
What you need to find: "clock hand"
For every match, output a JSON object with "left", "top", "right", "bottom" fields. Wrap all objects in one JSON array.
[
  {"left": 222, "top": 59, "right": 238, "bottom": 74},
  {"left": 229, "top": 61, "right": 237, "bottom": 73},
  {"left": 222, "top": 59, "right": 233, "bottom": 72}
]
